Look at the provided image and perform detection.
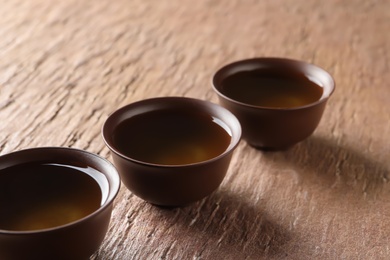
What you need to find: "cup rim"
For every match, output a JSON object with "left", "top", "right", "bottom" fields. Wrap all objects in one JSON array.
[
  {"left": 212, "top": 57, "right": 336, "bottom": 111},
  {"left": 0, "top": 147, "right": 121, "bottom": 235},
  {"left": 102, "top": 96, "right": 242, "bottom": 168}
]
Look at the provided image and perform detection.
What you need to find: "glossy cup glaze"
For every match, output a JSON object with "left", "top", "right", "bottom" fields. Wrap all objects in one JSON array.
[
  {"left": 0, "top": 147, "right": 120, "bottom": 260},
  {"left": 212, "top": 57, "right": 335, "bottom": 150},
  {"left": 102, "top": 97, "right": 241, "bottom": 207}
]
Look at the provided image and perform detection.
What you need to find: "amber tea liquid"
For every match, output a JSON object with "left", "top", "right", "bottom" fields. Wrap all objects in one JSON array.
[
  {"left": 0, "top": 163, "right": 103, "bottom": 231},
  {"left": 220, "top": 69, "right": 324, "bottom": 108},
  {"left": 113, "top": 109, "right": 231, "bottom": 165}
]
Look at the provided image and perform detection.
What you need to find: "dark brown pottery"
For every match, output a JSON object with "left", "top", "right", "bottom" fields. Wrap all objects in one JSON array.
[
  {"left": 212, "top": 57, "right": 335, "bottom": 150},
  {"left": 102, "top": 97, "right": 241, "bottom": 207},
  {"left": 0, "top": 147, "right": 121, "bottom": 260}
]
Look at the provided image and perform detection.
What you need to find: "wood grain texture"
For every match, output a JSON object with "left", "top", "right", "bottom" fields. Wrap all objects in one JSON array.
[{"left": 0, "top": 0, "right": 389, "bottom": 259}]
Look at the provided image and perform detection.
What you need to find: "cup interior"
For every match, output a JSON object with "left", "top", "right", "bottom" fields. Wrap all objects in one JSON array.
[
  {"left": 212, "top": 57, "right": 335, "bottom": 108},
  {"left": 102, "top": 97, "right": 241, "bottom": 166},
  {"left": 0, "top": 147, "right": 120, "bottom": 233}
]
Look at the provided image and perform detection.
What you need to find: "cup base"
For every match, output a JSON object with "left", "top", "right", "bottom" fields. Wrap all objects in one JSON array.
[{"left": 248, "top": 142, "right": 292, "bottom": 152}]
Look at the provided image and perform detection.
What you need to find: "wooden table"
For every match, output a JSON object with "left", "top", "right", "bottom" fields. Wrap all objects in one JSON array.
[{"left": 1, "top": 0, "right": 389, "bottom": 259}]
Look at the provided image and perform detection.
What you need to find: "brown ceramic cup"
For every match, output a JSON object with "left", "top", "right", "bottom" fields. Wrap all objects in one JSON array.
[
  {"left": 102, "top": 97, "right": 241, "bottom": 207},
  {"left": 212, "top": 57, "right": 335, "bottom": 150},
  {"left": 0, "top": 147, "right": 120, "bottom": 260}
]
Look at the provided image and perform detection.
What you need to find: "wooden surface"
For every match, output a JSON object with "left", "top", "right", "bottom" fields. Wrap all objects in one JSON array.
[{"left": 1, "top": 0, "right": 389, "bottom": 259}]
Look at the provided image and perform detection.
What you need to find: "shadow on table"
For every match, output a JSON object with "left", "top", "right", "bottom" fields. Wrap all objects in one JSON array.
[
  {"left": 108, "top": 136, "right": 390, "bottom": 259},
  {"left": 263, "top": 135, "right": 390, "bottom": 197},
  {"left": 155, "top": 190, "right": 291, "bottom": 259}
]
